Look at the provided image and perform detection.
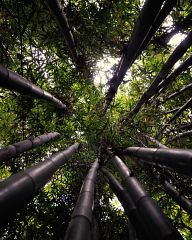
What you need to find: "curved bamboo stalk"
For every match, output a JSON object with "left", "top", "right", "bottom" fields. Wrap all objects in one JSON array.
[
  {"left": 157, "top": 175, "right": 192, "bottom": 215},
  {"left": 158, "top": 54, "right": 192, "bottom": 93},
  {"left": 161, "top": 96, "right": 192, "bottom": 132},
  {"left": 123, "top": 31, "right": 192, "bottom": 122},
  {"left": 45, "top": 0, "right": 79, "bottom": 65},
  {"left": 108, "top": 152, "right": 183, "bottom": 240},
  {"left": 64, "top": 159, "right": 99, "bottom": 240},
  {"left": 133, "top": 0, "right": 177, "bottom": 61},
  {"left": 137, "top": 130, "right": 168, "bottom": 148},
  {"left": 124, "top": 147, "right": 192, "bottom": 177},
  {"left": 162, "top": 83, "right": 192, "bottom": 104},
  {"left": 0, "top": 132, "right": 60, "bottom": 164},
  {"left": 164, "top": 106, "right": 181, "bottom": 115},
  {"left": 0, "top": 65, "right": 66, "bottom": 109},
  {"left": 101, "top": 167, "right": 148, "bottom": 240},
  {"left": 143, "top": 137, "right": 192, "bottom": 215},
  {"left": 104, "top": 0, "right": 166, "bottom": 110},
  {"left": 0, "top": 143, "right": 80, "bottom": 227},
  {"left": 167, "top": 130, "right": 192, "bottom": 144}
]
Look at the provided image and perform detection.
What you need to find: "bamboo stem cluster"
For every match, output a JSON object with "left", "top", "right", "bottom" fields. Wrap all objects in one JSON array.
[
  {"left": 0, "top": 143, "right": 79, "bottom": 227},
  {"left": 105, "top": 0, "right": 177, "bottom": 110},
  {"left": 104, "top": 152, "right": 183, "bottom": 240}
]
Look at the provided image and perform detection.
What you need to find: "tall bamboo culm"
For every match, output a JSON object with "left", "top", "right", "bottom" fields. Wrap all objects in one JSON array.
[
  {"left": 0, "top": 132, "right": 60, "bottom": 163},
  {"left": 64, "top": 159, "right": 99, "bottom": 240},
  {"left": 0, "top": 143, "right": 79, "bottom": 227}
]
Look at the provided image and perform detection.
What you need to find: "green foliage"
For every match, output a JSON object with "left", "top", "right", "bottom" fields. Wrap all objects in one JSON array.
[{"left": 0, "top": 0, "right": 191, "bottom": 239}]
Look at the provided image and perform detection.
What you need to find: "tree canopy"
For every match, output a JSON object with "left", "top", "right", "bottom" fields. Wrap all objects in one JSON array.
[{"left": 0, "top": 0, "right": 192, "bottom": 239}]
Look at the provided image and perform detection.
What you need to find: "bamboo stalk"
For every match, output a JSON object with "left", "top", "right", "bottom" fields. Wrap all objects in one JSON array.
[
  {"left": 0, "top": 132, "right": 60, "bottom": 164},
  {"left": 64, "top": 159, "right": 99, "bottom": 240},
  {"left": 109, "top": 152, "right": 183, "bottom": 240},
  {"left": 158, "top": 176, "right": 192, "bottom": 215},
  {"left": 158, "top": 54, "right": 192, "bottom": 93},
  {"left": 167, "top": 130, "right": 192, "bottom": 143},
  {"left": 124, "top": 147, "right": 192, "bottom": 177},
  {"left": 0, "top": 65, "right": 66, "bottom": 109},
  {"left": 101, "top": 167, "right": 148, "bottom": 240},
  {"left": 164, "top": 107, "right": 181, "bottom": 115},
  {"left": 0, "top": 143, "right": 80, "bottom": 227},
  {"left": 139, "top": 132, "right": 168, "bottom": 148},
  {"left": 161, "top": 96, "right": 192, "bottom": 132},
  {"left": 45, "top": 0, "right": 79, "bottom": 65},
  {"left": 161, "top": 83, "right": 192, "bottom": 104},
  {"left": 142, "top": 136, "right": 192, "bottom": 215}
]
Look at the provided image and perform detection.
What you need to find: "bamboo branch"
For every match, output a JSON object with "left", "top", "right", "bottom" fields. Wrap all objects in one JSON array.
[
  {"left": 0, "top": 132, "right": 60, "bottom": 163},
  {"left": 155, "top": 172, "right": 192, "bottom": 215},
  {"left": 139, "top": 132, "right": 168, "bottom": 148},
  {"left": 157, "top": 54, "right": 192, "bottom": 93},
  {"left": 174, "top": 123, "right": 192, "bottom": 131},
  {"left": 0, "top": 65, "right": 67, "bottom": 110},
  {"left": 164, "top": 107, "right": 181, "bottom": 115}
]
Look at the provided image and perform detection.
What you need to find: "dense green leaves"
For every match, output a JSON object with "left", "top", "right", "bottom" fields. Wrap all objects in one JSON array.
[{"left": 0, "top": 0, "right": 192, "bottom": 239}]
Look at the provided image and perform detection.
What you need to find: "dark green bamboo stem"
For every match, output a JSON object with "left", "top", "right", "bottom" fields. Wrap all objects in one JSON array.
[
  {"left": 138, "top": 132, "right": 168, "bottom": 148},
  {"left": 161, "top": 96, "right": 192, "bottom": 133},
  {"left": 142, "top": 137, "right": 192, "bottom": 215},
  {"left": 0, "top": 65, "right": 66, "bottom": 109},
  {"left": 154, "top": 171, "right": 192, "bottom": 215},
  {"left": 124, "top": 147, "right": 192, "bottom": 177},
  {"left": 164, "top": 106, "right": 180, "bottom": 115},
  {"left": 0, "top": 132, "right": 60, "bottom": 164},
  {"left": 0, "top": 143, "right": 79, "bottom": 227},
  {"left": 45, "top": 0, "right": 79, "bottom": 65},
  {"left": 133, "top": 0, "right": 177, "bottom": 62},
  {"left": 109, "top": 152, "right": 183, "bottom": 240},
  {"left": 167, "top": 130, "right": 192, "bottom": 144},
  {"left": 64, "top": 159, "right": 99, "bottom": 240},
  {"left": 104, "top": 0, "right": 166, "bottom": 110},
  {"left": 161, "top": 83, "right": 192, "bottom": 104},
  {"left": 101, "top": 167, "right": 148, "bottom": 240},
  {"left": 157, "top": 54, "right": 192, "bottom": 93}
]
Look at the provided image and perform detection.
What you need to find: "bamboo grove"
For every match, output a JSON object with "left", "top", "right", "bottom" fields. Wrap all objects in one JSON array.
[{"left": 0, "top": 0, "right": 192, "bottom": 239}]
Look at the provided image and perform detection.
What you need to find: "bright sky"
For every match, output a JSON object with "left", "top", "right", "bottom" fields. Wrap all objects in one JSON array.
[
  {"left": 93, "top": 33, "right": 187, "bottom": 87},
  {"left": 93, "top": 12, "right": 187, "bottom": 88}
]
